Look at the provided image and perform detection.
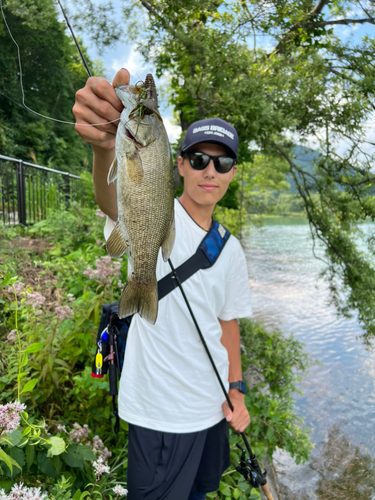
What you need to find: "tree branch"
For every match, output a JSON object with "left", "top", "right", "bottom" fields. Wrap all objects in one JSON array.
[
  {"left": 304, "top": 17, "right": 375, "bottom": 29},
  {"left": 273, "top": 0, "right": 333, "bottom": 53},
  {"left": 138, "top": 0, "right": 161, "bottom": 20}
]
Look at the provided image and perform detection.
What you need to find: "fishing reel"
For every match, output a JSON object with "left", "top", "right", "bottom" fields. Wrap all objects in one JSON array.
[{"left": 235, "top": 443, "right": 267, "bottom": 489}]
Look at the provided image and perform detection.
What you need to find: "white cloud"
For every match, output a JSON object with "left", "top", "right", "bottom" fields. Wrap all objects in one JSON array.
[
  {"left": 111, "top": 45, "right": 147, "bottom": 81},
  {"left": 163, "top": 117, "right": 182, "bottom": 143}
]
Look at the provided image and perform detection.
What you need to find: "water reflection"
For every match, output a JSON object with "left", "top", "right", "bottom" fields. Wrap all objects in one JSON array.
[
  {"left": 312, "top": 427, "right": 375, "bottom": 500},
  {"left": 247, "top": 221, "right": 375, "bottom": 497}
]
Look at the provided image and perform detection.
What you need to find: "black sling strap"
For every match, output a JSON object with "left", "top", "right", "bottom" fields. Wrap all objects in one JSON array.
[{"left": 157, "top": 220, "right": 231, "bottom": 300}]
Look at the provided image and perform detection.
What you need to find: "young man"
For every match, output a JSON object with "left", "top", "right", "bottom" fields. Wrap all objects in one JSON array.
[{"left": 73, "top": 68, "right": 252, "bottom": 500}]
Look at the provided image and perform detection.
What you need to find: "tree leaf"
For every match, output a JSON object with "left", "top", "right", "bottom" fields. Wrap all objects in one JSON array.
[
  {"left": 4, "top": 430, "right": 22, "bottom": 447},
  {"left": 24, "top": 343, "right": 44, "bottom": 354},
  {"left": 20, "top": 353, "right": 28, "bottom": 368},
  {"left": 72, "top": 490, "right": 82, "bottom": 500},
  {"left": 37, "top": 452, "right": 58, "bottom": 479},
  {"left": 47, "top": 436, "right": 66, "bottom": 457},
  {"left": 0, "top": 447, "right": 21, "bottom": 474},
  {"left": 0, "top": 273, "right": 14, "bottom": 287},
  {"left": 21, "top": 379, "right": 38, "bottom": 394},
  {"left": 9, "top": 447, "right": 25, "bottom": 470},
  {"left": 25, "top": 444, "right": 35, "bottom": 470}
]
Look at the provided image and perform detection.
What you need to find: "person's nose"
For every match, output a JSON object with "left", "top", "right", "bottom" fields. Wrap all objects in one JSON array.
[{"left": 203, "top": 159, "right": 216, "bottom": 178}]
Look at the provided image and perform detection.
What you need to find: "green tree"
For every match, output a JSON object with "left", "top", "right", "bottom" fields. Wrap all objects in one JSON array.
[
  {"left": 71, "top": 0, "right": 375, "bottom": 343},
  {"left": 0, "top": 0, "right": 94, "bottom": 173}
]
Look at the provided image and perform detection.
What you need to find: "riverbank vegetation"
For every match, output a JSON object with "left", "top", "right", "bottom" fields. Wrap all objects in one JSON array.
[{"left": 1, "top": 195, "right": 313, "bottom": 499}]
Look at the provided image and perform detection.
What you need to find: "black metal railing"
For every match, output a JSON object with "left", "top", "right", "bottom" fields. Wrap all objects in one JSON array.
[{"left": 0, "top": 154, "right": 84, "bottom": 226}]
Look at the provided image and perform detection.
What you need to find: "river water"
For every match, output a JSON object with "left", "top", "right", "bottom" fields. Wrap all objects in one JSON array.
[{"left": 246, "top": 219, "right": 375, "bottom": 500}]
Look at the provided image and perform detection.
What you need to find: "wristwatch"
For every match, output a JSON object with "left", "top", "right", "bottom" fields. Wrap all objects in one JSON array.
[{"left": 229, "top": 381, "right": 247, "bottom": 394}]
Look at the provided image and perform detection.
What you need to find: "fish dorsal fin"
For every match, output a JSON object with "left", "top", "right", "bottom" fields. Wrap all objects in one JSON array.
[
  {"left": 106, "top": 221, "right": 129, "bottom": 257},
  {"left": 126, "top": 149, "right": 143, "bottom": 184}
]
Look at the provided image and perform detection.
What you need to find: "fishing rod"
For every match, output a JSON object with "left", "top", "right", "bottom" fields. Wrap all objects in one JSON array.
[
  {"left": 167, "top": 259, "right": 274, "bottom": 500},
  {"left": 56, "top": 0, "right": 92, "bottom": 78}
]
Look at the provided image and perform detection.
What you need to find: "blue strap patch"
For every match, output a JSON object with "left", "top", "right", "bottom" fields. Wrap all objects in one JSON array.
[{"left": 200, "top": 220, "right": 231, "bottom": 269}]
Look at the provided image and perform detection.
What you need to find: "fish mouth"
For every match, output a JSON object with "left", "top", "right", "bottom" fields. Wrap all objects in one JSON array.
[{"left": 125, "top": 124, "right": 143, "bottom": 147}]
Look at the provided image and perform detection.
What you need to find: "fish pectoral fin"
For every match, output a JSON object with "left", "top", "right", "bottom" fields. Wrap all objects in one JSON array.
[
  {"left": 118, "top": 277, "right": 158, "bottom": 325},
  {"left": 161, "top": 210, "right": 175, "bottom": 262},
  {"left": 106, "top": 222, "right": 129, "bottom": 257},
  {"left": 107, "top": 157, "right": 118, "bottom": 184},
  {"left": 126, "top": 150, "right": 143, "bottom": 184}
]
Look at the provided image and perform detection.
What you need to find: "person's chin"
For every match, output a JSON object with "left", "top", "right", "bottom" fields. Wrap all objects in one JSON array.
[{"left": 196, "top": 191, "right": 222, "bottom": 206}]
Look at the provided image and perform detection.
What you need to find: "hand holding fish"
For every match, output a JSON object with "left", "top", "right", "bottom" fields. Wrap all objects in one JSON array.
[
  {"left": 73, "top": 68, "right": 131, "bottom": 220},
  {"left": 73, "top": 68, "right": 130, "bottom": 150}
]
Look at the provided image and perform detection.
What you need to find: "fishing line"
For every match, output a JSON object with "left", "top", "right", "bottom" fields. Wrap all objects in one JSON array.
[{"left": 0, "top": 0, "right": 120, "bottom": 128}]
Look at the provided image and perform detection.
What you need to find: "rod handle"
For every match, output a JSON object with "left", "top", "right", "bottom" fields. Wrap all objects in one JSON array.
[
  {"left": 108, "top": 364, "right": 118, "bottom": 396},
  {"left": 261, "top": 483, "right": 274, "bottom": 500}
]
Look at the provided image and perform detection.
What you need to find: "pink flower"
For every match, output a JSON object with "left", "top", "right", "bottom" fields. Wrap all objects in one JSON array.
[
  {"left": 69, "top": 422, "right": 90, "bottom": 443},
  {"left": 67, "top": 293, "right": 75, "bottom": 303},
  {"left": 97, "top": 239, "right": 102, "bottom": 245},
  {"left": 92, "top": 435, "right": 112, "bottom": 461},
  {"left": 55, "top": 306, "right": 74, "bottom": 320},
  {"left": 7, "top": 330, "right": 17, "bottom": 341},
  {"left": 57, "top": 424, "right": 66, "bottom": 433},
  {"left": 118, "top": 281, "right": 124, "bottom": 288},
  {"left": 8, "top": 281, "right": 25, "bottom": 295},
  {"left": 0, "top": 401, "right": 26, "bottom": 436},
  {"left": 25, "top": 292, "right": 45, "bottom": 309},
  {"left": 83, "top": 256, "right": 121, "bottom": 285},
  {"left": 92, "top": 456, "right": 110, "bottom": 478},
  {"left": 95, "top": 209, "right": 106, "bottom": 218}
]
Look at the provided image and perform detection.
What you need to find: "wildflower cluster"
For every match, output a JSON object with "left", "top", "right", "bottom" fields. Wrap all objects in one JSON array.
[
  {"left": 112, "top": 485, "right": 128, "bottom": 497},
  {"left": 68, "top": 422, "right": 90, "bottom": 443},
  {"left": 92, "top": 456, "right": 110, "bottom": 478},
  {"left": 25, "top": 292, "right": 46, "bottom": 309},
  {"left": 83, "top": 256, "right": 121, "bottom": 285},
  {"left": 55, "top": 305, "right": 74, "bottom": 321},
  {"left": 8, "top": 281, "right": 25, "bottom": 295},
  {"left": 7, "top": 330, "right": 17, "bottom": 342},
  {"left": 92, "top": 435, "right": 112, "bottom": 461},
  {"left": 0, "top": 483, "right": 47, "bottom": 500},
  {"left": 58, "top": 423, "right": 111, "bottom": 462},
  {"left": 0, "top": 402, "right": 26, "bottom": 436}
]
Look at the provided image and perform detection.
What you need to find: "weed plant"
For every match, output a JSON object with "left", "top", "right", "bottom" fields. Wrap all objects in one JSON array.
[{"left": 0, "top": 197, "right": 313, "bottom": 499}]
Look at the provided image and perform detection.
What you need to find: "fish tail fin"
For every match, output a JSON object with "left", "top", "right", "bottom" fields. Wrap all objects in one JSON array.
[{"left": 118, "top": 276, "right": 158, "bottom": 325}]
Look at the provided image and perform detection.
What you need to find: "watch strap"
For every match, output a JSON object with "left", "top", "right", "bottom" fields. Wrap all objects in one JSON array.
[{"left": 229, "top": 381, "right": 247, "bottom": 394}]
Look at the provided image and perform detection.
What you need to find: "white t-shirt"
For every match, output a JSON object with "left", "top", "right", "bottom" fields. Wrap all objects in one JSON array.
[{"left": 104, "top": 199, "right": 252, "bottom": 433}]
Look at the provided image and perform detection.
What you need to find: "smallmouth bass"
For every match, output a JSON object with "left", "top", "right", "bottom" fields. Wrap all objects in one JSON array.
[{"left": 106, "top": 74, "right": 175, "bottom": 324}]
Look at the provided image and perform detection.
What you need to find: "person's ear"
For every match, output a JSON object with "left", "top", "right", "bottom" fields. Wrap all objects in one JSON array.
[{"left": 177, "top": 156, "right": 185, "bottom": 177}]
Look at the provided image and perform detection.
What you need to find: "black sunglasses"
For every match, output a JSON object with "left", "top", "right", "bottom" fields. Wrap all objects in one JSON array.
[{"left": 183, "top": 152, "right": 236, "bottom": 174}]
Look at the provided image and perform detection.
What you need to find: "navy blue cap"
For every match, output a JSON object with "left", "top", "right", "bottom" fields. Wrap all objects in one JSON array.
[{"left": 181, "top": 118, "right": 239, "bottom": 160}]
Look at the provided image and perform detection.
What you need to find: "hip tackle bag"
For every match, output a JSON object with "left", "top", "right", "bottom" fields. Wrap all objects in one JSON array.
[{"left": 91, "top": 220, "right": 230, "bottom": 431}]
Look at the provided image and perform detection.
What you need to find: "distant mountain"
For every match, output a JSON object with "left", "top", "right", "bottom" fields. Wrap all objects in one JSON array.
[{"left": 286, "top": 145, "right": 321, "bottom": 193}]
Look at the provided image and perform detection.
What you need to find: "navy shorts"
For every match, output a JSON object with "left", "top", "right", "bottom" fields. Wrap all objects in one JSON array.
[{"left": 127, "top": 418, "right": 230, "bottom": 500}]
